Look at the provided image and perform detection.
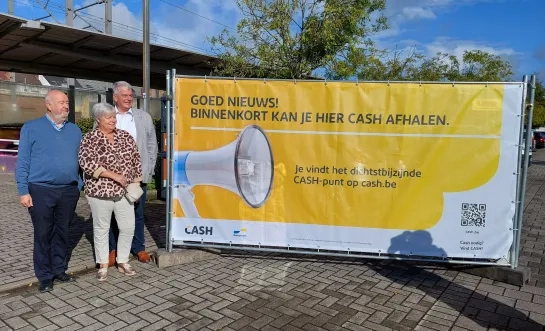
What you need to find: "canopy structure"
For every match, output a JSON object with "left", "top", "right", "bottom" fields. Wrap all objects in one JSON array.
[{"left": 0, "top": 13, "right": 219, "bottom": 90}]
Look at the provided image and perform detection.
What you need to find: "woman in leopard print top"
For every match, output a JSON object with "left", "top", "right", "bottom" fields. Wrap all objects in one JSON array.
[{"left": 79, "top": 102, "right": 142, "bottom": 281}]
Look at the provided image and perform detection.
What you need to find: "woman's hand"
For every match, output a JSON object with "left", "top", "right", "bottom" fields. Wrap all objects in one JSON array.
[{"left": 113, "top": 173, "right": 128, "bottom": 187}]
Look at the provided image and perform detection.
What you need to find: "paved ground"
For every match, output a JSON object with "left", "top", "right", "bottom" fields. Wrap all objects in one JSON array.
[
  {"left": 0, "top": 150, "right": 544, "bottom": 330},
  {"left": 0, "top": 175, "right": 165, "bottom": 292}
]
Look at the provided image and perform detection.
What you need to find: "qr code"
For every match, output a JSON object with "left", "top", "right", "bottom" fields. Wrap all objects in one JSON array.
[{"left": 461, "top": 203, "right": 486, "bottom": 227}]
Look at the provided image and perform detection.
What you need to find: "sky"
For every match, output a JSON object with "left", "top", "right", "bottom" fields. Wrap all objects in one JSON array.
[{"left": 2, "top": 0, "right": 544, "bottom": 80}]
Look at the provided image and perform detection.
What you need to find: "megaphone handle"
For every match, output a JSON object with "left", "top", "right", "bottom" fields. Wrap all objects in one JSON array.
[{"left": 177, "top": 186, "right": 201, "bottom": 218}]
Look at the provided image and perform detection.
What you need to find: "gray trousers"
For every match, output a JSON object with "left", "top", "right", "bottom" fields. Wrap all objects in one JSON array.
[{"left": 87, "top": 196, "right": 135, "bottom": 264}]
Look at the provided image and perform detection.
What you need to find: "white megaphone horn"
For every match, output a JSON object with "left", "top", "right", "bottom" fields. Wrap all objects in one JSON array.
[{"left": 173, "top": 124, "right": 275, "bottom": 218}]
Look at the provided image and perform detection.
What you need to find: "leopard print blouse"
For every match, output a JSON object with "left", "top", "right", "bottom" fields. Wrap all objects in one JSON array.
[{"left": 78, "top": 128, "right": 143, "bottom": 198}]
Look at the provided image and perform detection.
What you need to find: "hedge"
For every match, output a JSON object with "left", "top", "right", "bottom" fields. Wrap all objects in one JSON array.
[{"left": 76, "top": 118, "right": 162, "bottom": 191}]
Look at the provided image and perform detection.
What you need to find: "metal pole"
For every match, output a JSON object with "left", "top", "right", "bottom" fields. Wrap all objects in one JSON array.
[
  {"left": 106, "top": 88, "right": 113, "bottom": 105},
  {"left": 142, "top": 0, "right": 150, "bottom": 113},
  {"left": 511, "top": 75, "right": 528, "bottom": 268},
  {"left": 68, "top": 84, "right": 76, "bottom": 123},
  {"left": 167, "top": 68, "right": 176, "bottom": 252},
  {"left": 9, "top": 0, "right": 15, "bottom": 84},
  {"left": 511, "top": 76, "right": 528, "bottom": 268},
  {"left": 513, "top": 74, "right": 536, "bottom": 268},
  {"left": 65, "top": 0, "right": 73, "bottom": 26},
  {"left": 105, "top": 0, "right": 112, "bottom": 34},
  {"left": 165, "top": 70, "right": 171, "bottom": 252}
]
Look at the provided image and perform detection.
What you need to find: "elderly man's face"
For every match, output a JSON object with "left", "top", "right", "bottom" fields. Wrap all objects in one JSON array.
[
  {"left": 46, "top": 90, "right": 69, "bottom": 123},
  {"left": 113, "top": 87, "right": 133, "bottom": 111}
]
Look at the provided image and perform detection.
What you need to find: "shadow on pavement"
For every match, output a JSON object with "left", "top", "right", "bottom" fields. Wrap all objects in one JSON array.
[
  {"left": 66, "top": 212, "right": 95, "bottom": 264},
  {"left": 143, "top": 201, "right": 166, "bottom": 249},
  {"left": 107, "top": 200, "right": 166, "bottom": 251},
  {"left": 387, "top": 230, "right": 447, "bottom": 257},
  {"left": 216, "top": 251, "right": 544, "bottom": 330}
]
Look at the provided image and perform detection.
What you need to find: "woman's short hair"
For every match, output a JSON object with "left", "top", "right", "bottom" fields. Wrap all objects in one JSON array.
[{"left": 93, "top": 102, "right": 116, "bottom": 120}]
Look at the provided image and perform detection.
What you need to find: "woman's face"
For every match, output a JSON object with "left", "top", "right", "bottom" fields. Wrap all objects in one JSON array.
[{"left": 98, "top": 113, "right": 117, "bottom": 132}]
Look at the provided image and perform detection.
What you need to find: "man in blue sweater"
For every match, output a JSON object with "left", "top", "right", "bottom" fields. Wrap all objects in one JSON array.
[{"left": 15, "top": 89, "right": 82, "bottom": 293}]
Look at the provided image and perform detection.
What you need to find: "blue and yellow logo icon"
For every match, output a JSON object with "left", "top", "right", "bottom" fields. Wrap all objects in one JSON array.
[{"left": 233, "top": 228, "right": 247, "bottom": 237}]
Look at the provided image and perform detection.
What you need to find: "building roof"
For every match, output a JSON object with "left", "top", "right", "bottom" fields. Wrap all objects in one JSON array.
[
  {"left": 41, "top": 75, "right": 83, "bottom": 88},
  {"left": 0, "top": 13, "right": 219, "bottom": 90},
  {"left": 0, "top": 71, "right": 42, "bottom": 85},
  {"left": 75, "top": 78, "right": 111, "bottom": 91}
]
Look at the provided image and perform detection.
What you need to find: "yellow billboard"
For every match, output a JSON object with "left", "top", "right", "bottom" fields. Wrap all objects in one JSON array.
[{"left": 171, "top": 78, "right": 508, "bottom": 232}]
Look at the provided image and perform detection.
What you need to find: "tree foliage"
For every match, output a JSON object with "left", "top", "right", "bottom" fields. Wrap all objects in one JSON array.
[
  {"left": 208, "top": 0, "right": 514, "bottom": 84},
  {"left": 332, "top": 47, "right": 514, "bottom": 82},
  {"left": 208, "top": 0, "right": 387, "bottom": 79},
  {"left": 532, "top": 79, "right": 545, "bottom": 127}
]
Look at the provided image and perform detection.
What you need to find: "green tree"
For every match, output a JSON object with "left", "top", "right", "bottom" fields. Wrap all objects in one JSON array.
[
  {"left": 531, "top": 79, "right": 545, "bottom": 127},
  {"left": 345, "top": 48, "right": 514, "bottom": 82},
  {"left": 328, "top": 46, "right": 425, "bottom": 80},
  {"left": 208, "top": 0, "right": 387, "bottom": 79}
]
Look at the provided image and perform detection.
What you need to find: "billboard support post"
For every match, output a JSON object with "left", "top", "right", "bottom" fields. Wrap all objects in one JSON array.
[
  {"left": 167, "top": 68, "right": 176, "bottom": 252},
  {"left": 165, "top": 69, "right": 171, "bottom": 253},
  {"left": 512, "top": 74, "right": 536, "bottom": 268},
  {"left": 510, "top": 75, "right": 528, "bottom": 269}
]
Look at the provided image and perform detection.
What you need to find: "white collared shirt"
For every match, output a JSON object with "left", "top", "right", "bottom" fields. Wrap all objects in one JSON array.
[
  {"left": 45, "top": 113, "right": 66, "bottom": 131},
  {"left": 115, "top": 106, "right": 137, "bottom": 141}
]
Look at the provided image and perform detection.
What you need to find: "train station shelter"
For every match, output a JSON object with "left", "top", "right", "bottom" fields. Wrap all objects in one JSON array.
[{"left": 0, "top": 13, "right": 218, "bottom": 90}]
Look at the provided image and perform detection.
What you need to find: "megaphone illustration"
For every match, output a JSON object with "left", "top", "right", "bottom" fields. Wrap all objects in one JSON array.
[{"left": 173, "top": 124, "right": 275, "bottom": 218}]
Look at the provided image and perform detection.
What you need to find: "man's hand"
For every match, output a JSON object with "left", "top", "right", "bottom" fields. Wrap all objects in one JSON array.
[{"left": 19, "top": 194, "right": 33, "bottom": 208}]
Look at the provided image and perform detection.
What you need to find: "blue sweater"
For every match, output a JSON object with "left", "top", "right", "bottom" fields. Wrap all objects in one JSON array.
[{"left": 15, "top": 116, "right": 83, "bottom": 196}]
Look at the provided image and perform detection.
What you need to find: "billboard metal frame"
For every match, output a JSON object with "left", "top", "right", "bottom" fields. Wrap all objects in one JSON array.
[{"left": 163, "top": 70, "right": 536, "bottom": 269}]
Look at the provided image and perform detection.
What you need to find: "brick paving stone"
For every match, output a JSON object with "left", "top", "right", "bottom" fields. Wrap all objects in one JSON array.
[
  {"left": 2, "top": 155, "right": 545, "bottom": 330},
  {"left": 26, "top": 315, "right": 51, "bottom": 329},
  {"left": 534, "top": 294, "right": 545, "bottom": 304},
  {"left": 5, "top": 316, "right": 30, "bottom": 329},
  {"left": 531, "top": 312, "right": 545, "bottom": 326}
]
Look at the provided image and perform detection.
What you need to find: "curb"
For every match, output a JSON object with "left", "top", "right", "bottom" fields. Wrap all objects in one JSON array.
[
  {"left": 154, "top": 248, "right": 221, "bottom": 268},
  {"left": 0, "top": 246, "right": 220, "bottom": 294},
  {"left": 0, "top": 246, "right": 159, "bottom": 294},
  {"left": 448, "top": 265, "right": 531, "bottom": 287},
  {"left": 0, "top": 246, "right": 221, "bottom": 294},
  {"left": 0, "top": 264, "right": 96, "bottom": 294}
]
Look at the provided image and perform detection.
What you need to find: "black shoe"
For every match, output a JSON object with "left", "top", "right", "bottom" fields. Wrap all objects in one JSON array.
[
  {"left": 54, "top": 273, "right": 77, "bottom": 283},
  {"left": 38, "top": 280, "right": 53, "bottom": 293}
]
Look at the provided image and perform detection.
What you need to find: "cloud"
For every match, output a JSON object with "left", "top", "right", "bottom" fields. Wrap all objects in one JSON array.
[
  {"left": 14, "top": 0, "right": 31, "bottom": 7},
  {"left": 399, "top": 6, "right": 437, "bottom": 20},
  {"left": 422, "top": 37, "right": 521, "bottom": 77},
  {"left": 376, "top": 0, "right": 498, "bottom": 40},
  {"left": 374, "top": 0, "right": 451, "bottom": 40},
  {"left": 385, "top": 0, "right": 449, "bottom": 21},
  {"left": 74, "top": 0, "right": 240, "bottom": 54},
  {"left": 424, "top": 37, "right": 517, "bottom": 58}
]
